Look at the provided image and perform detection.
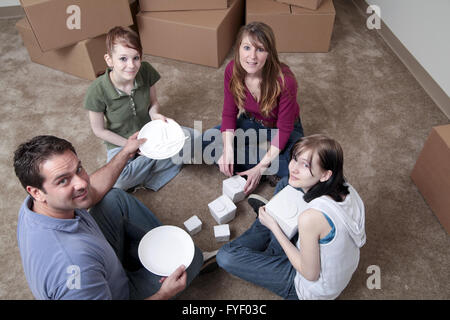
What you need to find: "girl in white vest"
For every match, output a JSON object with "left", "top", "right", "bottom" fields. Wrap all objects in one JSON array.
[{"left": 216, "top": 134, "right": 366, "bottom": 299}]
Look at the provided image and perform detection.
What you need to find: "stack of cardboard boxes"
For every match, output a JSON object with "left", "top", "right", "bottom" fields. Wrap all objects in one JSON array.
[
  {"left": 16, "top": 0, "right": 136, "bottom": 80},
  {"left": 136, "top": 0, "right": 244, "bottom": 68},
  {"left": 135, "top": 0, "right": 335, "bottom": 67},
  {"left": 16, "top": 0, "right": 336, "bottom": 76},
  {"left": 247, "top": 0, "right": 336, "bottom": 52}
]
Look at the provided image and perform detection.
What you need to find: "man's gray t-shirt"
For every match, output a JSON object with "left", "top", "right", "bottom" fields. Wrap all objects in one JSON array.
[{"left": 17, "top": 196, "right": 129, "bottom": 300}]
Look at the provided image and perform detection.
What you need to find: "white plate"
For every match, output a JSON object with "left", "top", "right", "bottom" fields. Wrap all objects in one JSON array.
[
  {"left": 138, "top": 119, "right": 186, "bottom": 160},
  {"left": 138, "top": 225, "right": 195, "bottom": 277}
]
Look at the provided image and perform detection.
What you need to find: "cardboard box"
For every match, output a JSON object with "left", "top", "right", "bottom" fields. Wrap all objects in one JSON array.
[
  {"left": 16, "top": 18, "right": 107, "bottom": 80},
  {"left": 411, "top": 125, "right": 450, "bottom": 234},
  {"left": 137, "top": 0, "right": 244, "bottom": 68},
  {"left": 139, "top": 0, "right": 228, "bottom": 12},
  {"left": 265, "top": 185, "right": 309, "bottom": 239},
  {"left": 246, "top": 0, "right": 335, "bottom": 52},
  {"left": 276, "top": 0, "right": 323, "bottom": 11},
  {"left": 20, "top": 0, "right": 133, "bottom": 52}
]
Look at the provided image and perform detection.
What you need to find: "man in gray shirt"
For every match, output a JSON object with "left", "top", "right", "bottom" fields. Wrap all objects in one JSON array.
[{"left": 14, "top": 134, "right": 203, "bottom": 299}]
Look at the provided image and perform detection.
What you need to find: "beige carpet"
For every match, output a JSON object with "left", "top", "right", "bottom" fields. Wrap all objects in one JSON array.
[{"left": 1, "top": 0, "right": 449, "bottom": 300}]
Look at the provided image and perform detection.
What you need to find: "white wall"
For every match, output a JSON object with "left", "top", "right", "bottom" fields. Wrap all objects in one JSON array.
[
  {"left": 366, "top": 0, "right": 450, "bottom": 96},
  {"left": 0, "top": 0, "right": 20, "bottom": 7}
]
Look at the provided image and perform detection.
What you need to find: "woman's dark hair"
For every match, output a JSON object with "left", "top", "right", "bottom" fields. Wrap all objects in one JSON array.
[
  {"left": 13, "top": 135, "right": 77, "bottom": 192},
  {"left": 290, "top": 134, "right": 349, "bottom": 202}
]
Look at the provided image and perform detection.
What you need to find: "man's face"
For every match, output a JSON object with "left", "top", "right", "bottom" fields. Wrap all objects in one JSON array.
[{"left": 30, "top": 150, "right": 91, "bottom": 217}]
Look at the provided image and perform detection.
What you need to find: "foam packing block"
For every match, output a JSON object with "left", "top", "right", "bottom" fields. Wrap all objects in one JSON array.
[
  {"left": 265, "top": 185, "right": 308, "bottom": 239},
  {"left": 208, "top": 195, "right": 237, "bottom": 224},
  {"left": 223, "top": 175, "right": 246, "bottom": 203},
  {"left": 183, "top": 215, "right": 202, "bottom": 236},
  {"left": 214, "top": 224, "right": 230, "bottom": 242}
]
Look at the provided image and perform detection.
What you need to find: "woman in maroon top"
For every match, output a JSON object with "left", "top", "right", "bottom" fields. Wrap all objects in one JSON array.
[{"left": 203, "top": 22, "right": 303, "bottom": 194}]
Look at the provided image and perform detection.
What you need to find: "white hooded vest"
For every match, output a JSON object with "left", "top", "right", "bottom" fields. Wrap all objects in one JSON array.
[{"left": 294, "top": 183, "right": 366, "bottom": 300}]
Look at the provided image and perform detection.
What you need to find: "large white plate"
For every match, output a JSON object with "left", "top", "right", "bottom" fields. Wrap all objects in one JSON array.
[
  {"left": 138, "top": 119, "right": 186, "bottom": 160},
  {"left": 138, "top": 225, "right": 195, "bottom": 277}
]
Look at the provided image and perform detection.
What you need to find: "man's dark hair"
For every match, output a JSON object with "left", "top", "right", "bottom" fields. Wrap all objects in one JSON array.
[{"left": 13, "top": 135, "right": 77, "bottom": 191}]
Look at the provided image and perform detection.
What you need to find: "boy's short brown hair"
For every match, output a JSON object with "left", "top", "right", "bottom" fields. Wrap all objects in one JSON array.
[{"left": 106, "top": 26, "right": 142, "bottom": 57}]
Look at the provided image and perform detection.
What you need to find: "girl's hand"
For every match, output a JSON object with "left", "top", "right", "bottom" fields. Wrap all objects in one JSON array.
[
  {"left": 150, "top": 112, "right": 171, "bottom": 123},
  {"left": 258, "top": 206, "right": 279, "bottom": 232}
]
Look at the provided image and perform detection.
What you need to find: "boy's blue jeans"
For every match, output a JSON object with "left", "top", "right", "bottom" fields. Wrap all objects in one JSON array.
[{"left": 90, "top": 188, "right": 203, "bottom": 300}]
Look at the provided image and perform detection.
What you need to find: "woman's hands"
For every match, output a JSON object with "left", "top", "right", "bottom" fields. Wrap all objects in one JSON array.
[
  {"left": 218, "top": 147, "right": 234, "bottom": 177},
  {"left": 218, "top": 131, "right": 235, "bottom": 177},
  {"left": 237, "top": 163, "right": 266, "bottom": 195}
]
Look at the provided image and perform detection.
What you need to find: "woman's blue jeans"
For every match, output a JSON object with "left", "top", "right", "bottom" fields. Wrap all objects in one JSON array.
[
  {"left": 90, "top": 188, "right": 203, "bottom": 300},
  {"left": 202, "top": 114, "right": 304, "bottom": 177}
]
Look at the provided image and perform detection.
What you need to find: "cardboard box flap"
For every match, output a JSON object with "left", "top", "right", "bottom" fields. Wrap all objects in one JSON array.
[
  {"left": 138, "top": 0, "right": 237, "bottom": 29},
  {"left": 247, "top": 0, "right": 290, "bottom": 15},
  {"left": 139, "top": 0, "right": 228, "bottom": 12},
  {"left": 20, "top": 0, "right": 47, "bottom": 5},
  {"left": 138, "top": 11, "right": 225, "bottom": 29},
  {"left": 276, "top": 0, "right": 323, "bottom": 11},
  {"left": 435, "top": 125, "right": 450, "bottom": 148},
  {"left": 291, "top": 0, "right": 335, "bottom": 14}
]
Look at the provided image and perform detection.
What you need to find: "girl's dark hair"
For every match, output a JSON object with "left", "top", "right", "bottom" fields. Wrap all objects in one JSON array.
[
  {"left": 290, "top": 134, "right": 349, "bottom": 202},
  {"left": 13, "top": 135, "right": 77, "bottom": 192}
]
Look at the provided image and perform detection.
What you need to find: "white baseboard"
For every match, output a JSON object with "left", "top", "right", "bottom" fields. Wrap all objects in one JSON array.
[{"left": 352, "top": 0, "right": 450, "bottom": 119}]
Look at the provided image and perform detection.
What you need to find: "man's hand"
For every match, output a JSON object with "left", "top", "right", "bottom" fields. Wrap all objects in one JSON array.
[
  {"left": 88, "top": 132, "right": 146, "bottom": 206},
  {"left": 121, "top": 132, "right": 146, "bottom": 159},
  {"left": 147, "top": 265, "right": 187, "bottom": 300}
]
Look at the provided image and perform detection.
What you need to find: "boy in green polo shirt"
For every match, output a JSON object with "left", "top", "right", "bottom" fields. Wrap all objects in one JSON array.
[{"left": 84, "top": 26, "right": 197, "bottom": 192}]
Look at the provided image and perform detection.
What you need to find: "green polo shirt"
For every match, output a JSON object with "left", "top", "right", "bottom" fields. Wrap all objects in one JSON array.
[{"left": 84, "top": 61, "right": 160, "bottom": 150}]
